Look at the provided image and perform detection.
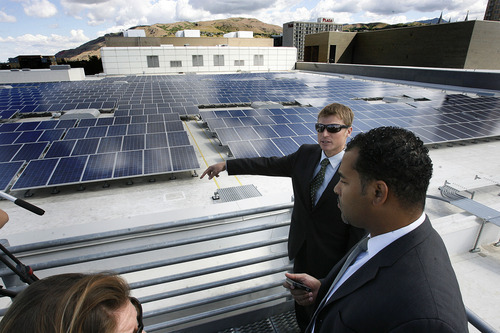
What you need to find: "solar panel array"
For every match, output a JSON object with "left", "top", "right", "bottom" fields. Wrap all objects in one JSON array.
[
  {"left": 198, "top": 74, "right": 500, "bottom": 158},
  {"left": 1, "top": 72, "right": 500, "bottom": 190}
]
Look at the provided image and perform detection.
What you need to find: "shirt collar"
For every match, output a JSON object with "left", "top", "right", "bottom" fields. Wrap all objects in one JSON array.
[
  {"left": 366, "top": 212, "right": 426, "bottom": 255},
  {"left": 321, "top": 150, "right": 344, "bottom": 167}
]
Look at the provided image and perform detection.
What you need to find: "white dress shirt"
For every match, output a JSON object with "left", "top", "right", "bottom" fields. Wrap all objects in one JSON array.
[{"left": 324, "top": 212, "right": 426, "bottom": 302}]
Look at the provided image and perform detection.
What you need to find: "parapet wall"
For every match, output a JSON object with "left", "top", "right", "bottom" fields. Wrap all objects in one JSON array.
[{"left": 296, "top": 62, "right": 500, "bottom": 91}]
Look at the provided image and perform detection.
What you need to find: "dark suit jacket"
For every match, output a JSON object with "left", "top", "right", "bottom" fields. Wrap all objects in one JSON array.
[
  {"left": 309, "top": 217, "right": 468, "bottom": 332},
  {"left": 227, "top": 144, "right": 365, "bottom": 278}
]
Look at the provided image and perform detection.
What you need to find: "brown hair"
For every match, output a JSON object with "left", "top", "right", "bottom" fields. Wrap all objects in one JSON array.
[
  {"left": 0, "top": 273, "right": 131, "bottom": 333},
  {"left": 317, "top": 103, "right": 354, "bottom": 127}
]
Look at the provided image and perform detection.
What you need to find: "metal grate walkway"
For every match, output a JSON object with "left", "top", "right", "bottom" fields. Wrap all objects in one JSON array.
[{"left": 219, "top": 310, "right": 300, "bottom": 333}]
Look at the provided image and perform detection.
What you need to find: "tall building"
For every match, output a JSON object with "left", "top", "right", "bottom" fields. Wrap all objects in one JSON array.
[
  {"left": 484, "top": 0, "right": 500, "bottom": 21},
  {"left": 283, "top": 18, "right": 343, "bottom": 61}
]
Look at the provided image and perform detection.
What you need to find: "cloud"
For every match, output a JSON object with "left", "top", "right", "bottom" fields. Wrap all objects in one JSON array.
[
  {"left": 0, "top": 30, "right": 89, "bottom": 59},
  {"left": 0, "top": 11, "right": 17, "bottom": 22},
  {"left": 20, "top": 0, "right": 58, "bottom": 18}
]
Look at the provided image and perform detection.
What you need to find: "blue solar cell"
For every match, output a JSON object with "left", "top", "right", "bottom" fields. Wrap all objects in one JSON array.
[
  {"left": 114, "top": 116, "right": 131, "bottom": 125},
  {"left": 72, "top": 138, "right": 99, "bottom": 155},
  {"left": 56, "top": 119, "right": 78, "bottom": 129},
  {"left": 0, "top": 123, "right": 20, "bottom": 133},
  {"left": 14, "top": 130, "right": 43, "bottom": 143},
  {"left": 271, "top": 124, "right": 296, "bottom": 137},
  {"left": 17, "top": 122, "right": 40, "bottom": 131},
  {"left": 96, "top": 118, "right": 114, "bottom": 126},
  {"left": 272, "top": 137, "right": 300, "bottom": 155},
  {"left": 146, "top": 133, "right": 168, "bottom": 149},
  {"left": 38, "top": 129, "right": 65, "bottom": 142},
  {"left": 86, "top": 126, "right": 108, "bottom": 138},
  {"left": 234, "top": 126, "right": 260, "bottom": 140},
  {"left": 98, "top": 136, "right": 123, "bottom": 153},
  {"left": 0, "top": 144, "right": 22, "bottom": 162},
  {"left": 131, "top": 115, "right": 148, "bottom": 123},
  {"left": 253, "top": 125, "right": 278, "bottom": 139},
  {"left": 228, "top": 141, "right": 259, "bottom": 158},
  {"left": 165, "top": 121, "right": 184, "bottom": 132},
  {"left": 206, "top": 118, "right": 226, "bottom": 130},
  {"left": 82, "top": 153, "right": 116, "bottom": 181},
  {"left": 167, "top": 131, "right": 190, "bottom": 146},
  {"left": 0, "top": 161, "right": 24, "bottom": 191},
  {"left": 127, "top": 123, "right": 146, "bottom": 135},
  {"left": 36, "top": 120, "right": 58, "bottom": 130},
  {"left": 114, "top": 150, "right": 143, "bottom": 178},
  {"left": 148, "top": 114, "right": 164, "bottom": 123},
  {"left": 287, "top": 123, "right": 314, "bottom": 136},
  {"left": 144, "top": 148, "right": 172, "bottom": 174},
  {"left": 147, "top": 122, "right": 166, "bottom": 133},
  {"left": 12, "top": 158, "right": 58, "bottom": 190},
  {"left": 254, "top": 116, "right": 276, "bottom": 125},
  {"left": 170, "top": 146, "right": 199, "bottom": 171},
  {"left": 215, "top": 128, "right": 240, "bottom": 145},
  {"left": 250, "top": 139, "right": 283, "bottom": 157},
  {"left": 293, "top": 135, "right": 316, "bottom": 146},
  {"left": 0, "top": 132, "right": 21, "bottom": 145},
  {"left": 224, "top": 117, "right": 244, "bottom": 127},
  {"left": 78, "top": 118, "right": 98, "bottom": 127},
  {"left": 65, "top": 127, "right": 88, "bottom": 140},
  {"left": 106, "top": 125, "right": 127, "bottom": 137},
  {"left": 48, "top": 155, "right": 88, "bottom": 185},
  {"left": 123, "top": 135, "right": 145, "bottom": 151},
  {"left": 45, "top": 140, "right": 76, "bottom": 158},
  {"left": 12, "top": 142, "right": 48, "bottom": 161}
]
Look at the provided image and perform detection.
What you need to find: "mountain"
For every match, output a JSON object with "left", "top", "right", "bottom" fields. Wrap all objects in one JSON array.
[
  {"left": 55, "top": 17, "right": 437, "bottom": 61},
  {"left": 55, "top": 17, "right": 282, "bottom": 61}
]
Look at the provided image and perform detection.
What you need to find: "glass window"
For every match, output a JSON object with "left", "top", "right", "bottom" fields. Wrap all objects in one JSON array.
[
  {"left": 170, "top": 61, "right": 182, "bottom": 67},
  {"left": 254, "top": 55, "right": 264, "bottom": 66},
  {"left": 147, "top": 56, "right": 159, "bottom": 68},
  {"left": 234, "top": 60, "right": 244, "bottom": 66},
  {"left": 213, "top": 55, "right": 224, "bottom": 66},
  {"left": 192, "top": 55, "right": 204, "bottom": 66}
]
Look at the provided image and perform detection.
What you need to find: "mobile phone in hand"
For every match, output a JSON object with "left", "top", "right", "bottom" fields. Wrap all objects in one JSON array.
[{"left": 286, "top": 277, "right": 312, "bottom": 292}]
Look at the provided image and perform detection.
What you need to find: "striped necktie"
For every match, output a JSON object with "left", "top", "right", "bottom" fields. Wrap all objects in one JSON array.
[{"left": 310, "top": 158, "right": 330, "bottom": 206}]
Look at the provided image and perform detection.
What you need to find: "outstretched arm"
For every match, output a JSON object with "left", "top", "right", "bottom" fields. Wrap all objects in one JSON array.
[{"left": 200, "top": 162, "right": 227, "bottom": 180}]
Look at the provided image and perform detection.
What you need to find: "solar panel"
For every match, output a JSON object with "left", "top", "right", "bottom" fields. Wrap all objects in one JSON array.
[
  {"left": 97, "top": 136, "right": 123, "bottom": 153},
  {"left": 0, "top": 161, "right": 24, "bottom": 191},
  {"left": 123, "top": 135, "right": 145, "bottom": 151},
  {"left": 11, "top": 158, "right": 58, "bottom": 190},
  {"left": 0, "top": 144, "right": 22, "bottom": 162},
  {"left": 167, "top": 132, "right": 190, "bottom": 146},
  {"left": 146, "top": 133, "right": 168, "bottom": 149},
  {"left": 1, "top": 72, "right": 499, "bottom": 191},
  {"left": 144, "top": 148, "right": 171, "bottom": 174},
  {"left": 72, "top": 138, "right": 100, "bottom": 155},
  {"left": 114, "top": 150, "right": 143, "bottom": 178},
  {"left": 48, "top": 155, "right": 88, "bottom": 185},
  {"left": 12, "top": 142, "right": 49, "bottom": 161},
  {"left": 45, "top": 140, "right": 77, "bottom": 158},
  {"left": 82, "top": 153, "right": 116, "bottom": 181},
  {"left": 170, "top": 146, "right": 200, "bottom": 171}
]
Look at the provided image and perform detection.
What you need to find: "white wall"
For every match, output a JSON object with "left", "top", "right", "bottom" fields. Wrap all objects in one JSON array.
[
  {"left": 101, "top": 46, "right": 297, "bottom": 75},
  {"left": 0, "top": 67, "right": 86, "bottom": 84}
]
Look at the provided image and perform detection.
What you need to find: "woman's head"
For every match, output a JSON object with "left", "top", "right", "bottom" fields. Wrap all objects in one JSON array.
[{"left": 0, "top": 272, "right": 143, "bottom": 333}]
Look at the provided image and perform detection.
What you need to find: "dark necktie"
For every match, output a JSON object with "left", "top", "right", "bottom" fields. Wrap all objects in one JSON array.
[
  {"left": 309, "top": 237, "right": 369, "bottom": 330},
  {"left": 310, "top": 158, "right": 330, "bottom": 206}
]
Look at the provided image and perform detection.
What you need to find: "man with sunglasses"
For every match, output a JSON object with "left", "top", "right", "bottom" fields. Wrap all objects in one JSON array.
[{"left": 201, "top": 103, "right": 365, "bottom": 331}]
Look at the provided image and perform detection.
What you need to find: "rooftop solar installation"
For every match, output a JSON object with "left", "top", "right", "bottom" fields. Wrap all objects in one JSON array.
[{"left": 1, "top": 71, "right": 500, "bottom": 191}]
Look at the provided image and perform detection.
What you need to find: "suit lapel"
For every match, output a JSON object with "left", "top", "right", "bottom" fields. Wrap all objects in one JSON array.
[{"left": 322, "top": 218, "right": 433, "bottom": 306}]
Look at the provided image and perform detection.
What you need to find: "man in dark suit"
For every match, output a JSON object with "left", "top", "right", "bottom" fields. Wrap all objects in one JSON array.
[
  {"left": 285, "top": 126, "right": 468, "bottom": 332},
  {"left": 201, "top": 103, "right": 365, "bottom": 330}
]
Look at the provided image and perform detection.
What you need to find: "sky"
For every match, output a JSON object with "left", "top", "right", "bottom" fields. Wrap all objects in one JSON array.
[{"left": 0, "top": 0, "right": 488, "bottom": 63}]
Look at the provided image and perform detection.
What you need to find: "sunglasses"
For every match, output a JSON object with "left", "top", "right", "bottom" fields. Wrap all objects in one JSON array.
[
  {"left": 130, "top": 297, "right": 144, "bottom": 333},
  {"left": 315, "top": 123, "right": 349, "bottom": 133}
]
